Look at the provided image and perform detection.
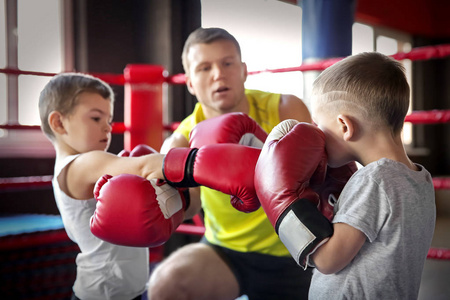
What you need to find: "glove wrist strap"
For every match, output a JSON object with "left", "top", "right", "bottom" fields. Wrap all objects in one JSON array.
[
  {"left": 277, "top": 198, "right": 333, "bottom": 269},
  {"left": 163, "top": 148, "right": 199, "bottom": 188}
]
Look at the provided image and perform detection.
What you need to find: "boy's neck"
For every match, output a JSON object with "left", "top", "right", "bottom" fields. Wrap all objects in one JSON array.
[
  {"left": 355, "top": 131, "right": 418, "bottom": 171},
  {"left": 54, "top": 141, "right": 78, "bottom": 160}
]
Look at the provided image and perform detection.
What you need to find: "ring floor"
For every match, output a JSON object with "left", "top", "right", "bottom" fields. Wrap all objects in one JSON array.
[{"left": 418, "top": 189, "right": 450, "bottom": 299}]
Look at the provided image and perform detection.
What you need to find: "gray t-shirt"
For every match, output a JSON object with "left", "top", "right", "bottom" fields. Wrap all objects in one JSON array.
[{"left": 309, "top": 158, "right": 436, "bottom": 300}]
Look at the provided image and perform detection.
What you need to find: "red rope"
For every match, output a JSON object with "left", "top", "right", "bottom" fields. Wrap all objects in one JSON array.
[
  {"left": 0, "top": 175, "right": 53, "bottom": 191},
  {"left": 1, "top": 108, "right": 448, "bottom": 136},
  {"left": 0, "top": 229, "right": 71, "bottom": 250},
  {"left": 405, "top": 110, "right": 450, "bottom": 124},
  {"left": 0, "top": 68, "right": 125, "bottom": 86},
  {"left": 1, "top": 175, "right": 450, "bottom": 192},
  {"left": 165, "top": 44, "right": 450, "bottom": 83},
  {"left": 0, "top": 121, "right": 179, "bottom": 134},
  {"left": 1, "top": 225, "right": 448, "bottom": 260},
  {"left": 175, "top": 224, "right": 205, "bottom": 236},
  {"left": 433, "top": 177, "right": 450, "bottom": 190},
  {"left": 165, "top": 73, "right": 187, "bottom": 85},
  {"left": 1, "top": 108, "right": 448, "bottom": 135},
  {"left": 391, "top": 44, "right": 450, "bottom": 61},
  {"left": 0, "top": 225, "right": 204, "bottom": 251},
  {"left": 427, "top": 247, "right": 450, "bottom": 260},
  {"left": 248, "top": 57, "right": 343, "bottom": 76},
  {"left": 0, "top": 124, "right": 42, "bottom": 130},
  {"left": 1, "top": 44, "right": 450, "bottom": 86},
  {"left": 0, "top": 68, "right": 57, "bottom": 77}
]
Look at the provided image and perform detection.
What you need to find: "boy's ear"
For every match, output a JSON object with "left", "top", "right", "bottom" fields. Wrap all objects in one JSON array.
[
  {"left": 48, "top": 111, "right": 66, "bottom": 135},
  {"left": 337, "top": 114, "right": 354, "bottom": 141},
  {"left": 185, "top": 76, "right": 196, "bottom": 96}
]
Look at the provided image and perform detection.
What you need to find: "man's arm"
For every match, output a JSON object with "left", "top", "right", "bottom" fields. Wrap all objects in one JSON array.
[
  {"left": 279, "top": 94, "right": 312, "bottom": 123},
  {"left": 160, "top": 132, "right": 189, "bottom": 154},
  {"left": 311, "top": 223, "right": 366, "bottom": 274}
]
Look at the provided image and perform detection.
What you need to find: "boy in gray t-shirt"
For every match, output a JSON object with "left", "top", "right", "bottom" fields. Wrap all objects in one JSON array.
[
  {"left": 309, "top": 159, "right": 435, "bottom": 299},
  {"left": 256, "top": 52, "right": 436, "bottom": 299},
  {"left": 307, "top": 52, "right": 436, "bottom": 299}
]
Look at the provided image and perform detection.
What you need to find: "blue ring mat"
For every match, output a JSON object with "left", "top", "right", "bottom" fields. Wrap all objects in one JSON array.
[{"left": 0, "top": 214, "right": 64, "bottom": 237}]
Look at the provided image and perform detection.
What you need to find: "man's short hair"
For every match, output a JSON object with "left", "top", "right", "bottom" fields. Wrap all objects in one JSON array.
[{"left": 182, "top": 27, "right": 242, "bottom": 74}]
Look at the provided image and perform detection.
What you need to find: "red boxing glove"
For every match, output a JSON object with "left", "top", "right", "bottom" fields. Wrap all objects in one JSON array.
[
  {"left": 187, "top": 113, "right": 267, "bottom": 212},
  {"left": 117, "top": 144, "right": 157, "bottom": 157},
  {"left": 130, "top": 144, "right": 158, "bottom": 156},
  {"left": 313, "top": 162, "right": 358, "bottom": 221},
  {"left": 190, "top": 112, "right": 268, "bottom": 148},
  {"left": 254, "top": 120, "right": 332, "bottom": 269},
  {"left": 163, "top": 144, "right": 261, "bottom": 213},
  {"left": 117, "top": 149, "right": 130, "bottom": 157},
  {"left": 90, "top": 174, "right": 189, "bottom": 247}
]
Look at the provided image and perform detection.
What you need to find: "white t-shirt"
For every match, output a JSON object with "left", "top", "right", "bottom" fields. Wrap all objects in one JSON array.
[
  {"left": 53, "top": 155, "right": 149, "bottom": 300},
  {"left": 309, "top": 158, "right": 436, "bottom": 300}
]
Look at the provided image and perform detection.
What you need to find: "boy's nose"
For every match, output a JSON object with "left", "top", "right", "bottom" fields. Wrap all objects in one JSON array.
[{"left": 104, "top": 123, "right": 112, "bottom": 132}]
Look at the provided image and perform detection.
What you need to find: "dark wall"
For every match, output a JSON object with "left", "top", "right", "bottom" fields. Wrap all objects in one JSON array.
[
  {"left": 356, "top": 0, "right": 450, "bottom": 38},
  {"left": 410, "top": 37, "right": 450, "bottom": 175},
  {"left": 0, "top": 158, "right": 58, "bottom": 215}
]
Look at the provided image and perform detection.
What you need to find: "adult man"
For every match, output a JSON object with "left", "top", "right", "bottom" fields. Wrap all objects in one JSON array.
[{"left": 148, "top": 27, "right": 312, "bottom": 300}]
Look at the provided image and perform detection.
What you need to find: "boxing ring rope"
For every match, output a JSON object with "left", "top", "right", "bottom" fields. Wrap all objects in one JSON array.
[
  {"left": 2, "top": 43, "right": 450, "bottom": 83},
  {"left": 2, "top": 171, "right": 450, "bottom": 192},
  {"left": 1, "top": 43, "right": 449, "bottom": 259}
]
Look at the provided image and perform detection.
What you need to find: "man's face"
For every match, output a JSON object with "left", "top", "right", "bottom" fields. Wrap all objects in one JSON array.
[{"left": 185, "top": 39, "right": 248, "bottom": 118}]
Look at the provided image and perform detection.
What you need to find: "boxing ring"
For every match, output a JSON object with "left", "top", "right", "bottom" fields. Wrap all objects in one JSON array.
[{"left": 1, "top": 44, "right": 450, "bottom": 298}]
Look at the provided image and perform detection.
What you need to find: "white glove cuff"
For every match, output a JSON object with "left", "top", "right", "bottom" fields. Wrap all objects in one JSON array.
[
  {"left": 239, "top": 133, "right": 264, "bottom": 148},
  {"left": 278, "top": 210, "right": 316, "bottom": 270},
  {"left": 151, "top": 179, "right": 183, "bottom": 219}
]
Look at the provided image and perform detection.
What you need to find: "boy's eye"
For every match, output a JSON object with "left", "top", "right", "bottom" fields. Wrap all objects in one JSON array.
[{"left": 92, "top": 117, "right": 100, "bottom": 122}]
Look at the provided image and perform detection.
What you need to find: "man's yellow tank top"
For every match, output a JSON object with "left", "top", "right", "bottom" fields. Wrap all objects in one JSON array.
[{"left": 175, "top": 89, "right": 289, "bottom": 256}]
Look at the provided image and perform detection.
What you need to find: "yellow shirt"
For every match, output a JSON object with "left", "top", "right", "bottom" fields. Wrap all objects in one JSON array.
[{"left": 175, "top": 89, "right": 289, "bottom": 256}]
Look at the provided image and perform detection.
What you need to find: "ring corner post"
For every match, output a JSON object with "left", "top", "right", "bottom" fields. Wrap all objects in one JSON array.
[{"left": 124, "top": 64, "right": 166, "bottom": 151}]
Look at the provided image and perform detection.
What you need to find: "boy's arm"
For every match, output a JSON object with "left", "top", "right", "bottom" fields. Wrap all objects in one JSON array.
[
  {"left": 65, "top": 150, "right": 164, "bottom": 200},
  {"left": 311, "top": 223, "right": 366, "bottom": 274}
]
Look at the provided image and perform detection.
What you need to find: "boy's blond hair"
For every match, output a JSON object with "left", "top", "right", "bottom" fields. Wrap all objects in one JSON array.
[
  {"left": 39, "top": 73, "right": 114, "bottom": 141},
  {"left": 312, "top": 52, "right": 410, "bottom": 135}
]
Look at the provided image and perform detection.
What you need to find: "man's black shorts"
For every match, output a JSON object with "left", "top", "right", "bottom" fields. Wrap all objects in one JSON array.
[{"left": 201, "top": 237, "right": 312, "bottom": 300}]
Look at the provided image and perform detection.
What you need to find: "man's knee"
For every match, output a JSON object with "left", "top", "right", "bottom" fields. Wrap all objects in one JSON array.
[
  {"left": 148, "top": 243, "right": 239, "bottom": 300},
  {"left": 148, "top": 247, "right": 198, "bottom": 300}
]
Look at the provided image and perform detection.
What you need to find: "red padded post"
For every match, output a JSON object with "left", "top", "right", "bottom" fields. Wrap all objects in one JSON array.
[{"left": 124, "top": 64, "right": 166, "bottom": 151}]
